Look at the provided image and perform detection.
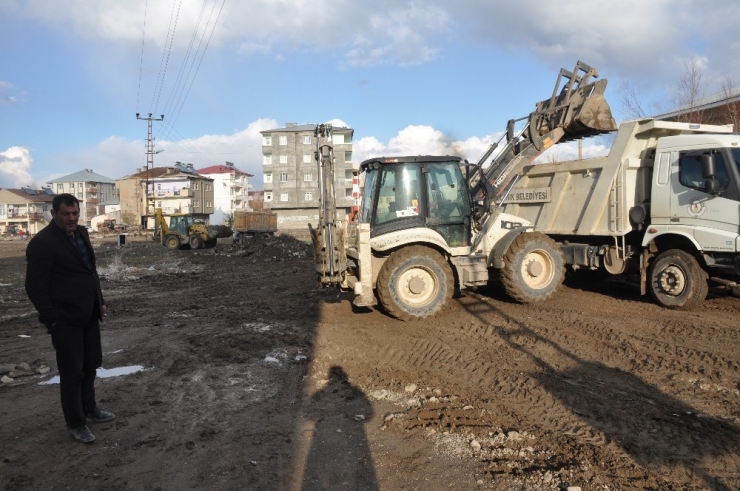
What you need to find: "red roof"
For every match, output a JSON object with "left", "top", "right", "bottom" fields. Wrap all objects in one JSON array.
[{"left": 196, "top": 165, "right": 253, "bottom": 177}]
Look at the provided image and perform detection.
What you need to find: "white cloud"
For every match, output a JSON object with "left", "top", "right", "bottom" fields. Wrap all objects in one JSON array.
[
  {"left": 0, "top": 147, "right": 35, "bottom": 188},
  {"left": 353, "top": 125, "right": 498, "bottom": 164},
  {"left": 3, "top": 0, "right": 450, "bottom": 67}
]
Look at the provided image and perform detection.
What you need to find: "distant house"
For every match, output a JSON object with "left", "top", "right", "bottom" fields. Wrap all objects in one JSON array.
[
  {"left": 196, "top": 162, "right": 253, "bottom": 225},
  {"left": 116, "top": 163, "right": 215, "bottom": 229},
  {"left": 0, "top": 187, "right": 56, "bottom": 235},
  {"left": 47, "top": 169, "right": 116, "bottom": 226}
]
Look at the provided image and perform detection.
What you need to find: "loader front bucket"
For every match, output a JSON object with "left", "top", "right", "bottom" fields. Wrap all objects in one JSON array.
[{"left": 529, "top": 63, "right": 618, "bottom": 143}]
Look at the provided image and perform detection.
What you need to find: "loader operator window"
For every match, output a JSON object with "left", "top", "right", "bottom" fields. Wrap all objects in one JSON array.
[
  {"left": 374, "top": 165, "right": 422, "bottom": 225},
  {"left": 679, "top": 150, "right": 731, "bottom": 192},
  {"left": 425, "top": 162, "right": 471, "bottom": 247}
]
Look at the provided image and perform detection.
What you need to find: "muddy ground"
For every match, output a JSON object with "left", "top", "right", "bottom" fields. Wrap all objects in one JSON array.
[{"left": 1, "top": 232, "right": 739, "bottom": 491}]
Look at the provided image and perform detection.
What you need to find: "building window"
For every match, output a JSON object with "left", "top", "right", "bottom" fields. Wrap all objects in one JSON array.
[
  {"left": 206, "top": 200, "right": 211, "bottom": 207},
  {"left": 157, "top": 201, "right": 162, "bottom": 208},
  {"left": 280, "top": 193, "right": 289, "bottom": 202},
  {"left": 263, "top": 135, "right": 272, "bottom": 146},
  {"left": 0, "top": 205, "right": 4, "bottom": 216},
  {"left": 304, "top": 192, "right": 313, "bottom": 201},
  {"left": 346, "top": 189, "right": 353, "bottom": 199},
  {"left": 194, "top": 182, "right": 200, "bottom": 190},
  {"left": 304, "top": 172, "right": 312, "bottom": 182},
  {"left": 265, "top": 193, "right": 273, "bottom": 202},
  {"left": 264, "top": 173, "right": 273, "bottom": 183},
  {"left": 303, "top": 154, "right": 311, "bottom": 164},
  {"left": 279, "top": 155, "right": 288, "bottom": 164},
  {"left": 78, "top": 183, "right": 83, "bottom": 189},
  {"left": 345, "top": 170, "right": 353, "bottom": 181},
  {"left": 280, "top": 173, "right": 288, "bottom": 182},
  {"left": 57, "top": 184, "right": 64, "bottom": 192},
  {"left": 263, "top": 154, "right": 272, "bottom": 165},
  {"left": 279, "top": 135, "right": 287, "bottom": 145},
  {"left": 206, "top": 184, "right": 211, "bottom": 191},
  {"left": 303, "top": 135, "right": 311, "bottom": 145},
  {"left": 345, "top": 151, "right": 353, "bottom": 162}
]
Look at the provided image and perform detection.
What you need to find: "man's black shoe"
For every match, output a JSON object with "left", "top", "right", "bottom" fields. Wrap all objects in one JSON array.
[
  {"left": 88, "top": 407, "right": 116, "bottom": 423},
  {"left": 70, "top": 425, "right": 95, "bottom": 443}
]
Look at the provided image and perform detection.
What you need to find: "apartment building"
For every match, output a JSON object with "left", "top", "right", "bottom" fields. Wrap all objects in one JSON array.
[
  {"left": 196, "top": 162, "right": 253, "bottom": 226},
  {"left": 260, "top": 123, "right": 355, "bottom": 229},
  {"left": 116, "top": 163, "right": 215, "bottom": 229},
  {"left": 0, "top": 187, "right": 55, "bottom": 235},
  {"left": 47, "top": 169, "right": 116, "bottom": 226}
]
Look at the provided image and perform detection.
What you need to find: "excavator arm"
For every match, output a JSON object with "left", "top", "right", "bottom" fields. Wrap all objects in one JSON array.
[
  {"left": 308, "top": 123, "right": 348, "bottom": 286},
  {"left": 470, "top": 61, "right": 617, "bottom": 223}
]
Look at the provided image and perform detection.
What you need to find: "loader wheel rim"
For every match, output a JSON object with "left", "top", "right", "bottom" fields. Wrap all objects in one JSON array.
[
  {"left": 397, "top": 267, "right": 438, "bottom": 307},
  {"left": 520, "top": 249, "right": 555, "bottom": 290},
  {"left": 658, "top": 265, "right": 686, "bottom": 296}
]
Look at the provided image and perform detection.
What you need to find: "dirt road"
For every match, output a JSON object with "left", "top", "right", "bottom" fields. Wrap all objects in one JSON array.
[{"left": 1, "top": 234, "right": 739, "bottom": 490}]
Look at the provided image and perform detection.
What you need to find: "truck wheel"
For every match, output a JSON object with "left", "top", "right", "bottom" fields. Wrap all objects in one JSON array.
[
  {"left": 501, "top": 232, "right": 564, "bottom": 303},
  {"left": 188, "top": 234, "right": 203, "bottom": 250},
  {"left": 165, "top": 234, "right": 180, "bottom": 250},
  {"left": 648, "top": 249, "right": 708, "bottom": 309},
  {"left": 376, "top": 245, "right": 454, "bottom": 321}
]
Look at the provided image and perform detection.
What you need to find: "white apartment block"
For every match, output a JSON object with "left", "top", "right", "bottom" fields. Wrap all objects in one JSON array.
[
  {"left": 196, "top": 162, "right": 253, "bottom": 226},
  {"left": 47, "top": 169, "right": 116, "bottom": 226}
]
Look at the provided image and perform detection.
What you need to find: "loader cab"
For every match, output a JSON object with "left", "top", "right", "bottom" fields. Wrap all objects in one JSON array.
[
  {"left": 359, "top": 156, "right": 472, "bottom": 247},
  {"left": 169, "top": 215, "right": 195, "bottom": 236}
]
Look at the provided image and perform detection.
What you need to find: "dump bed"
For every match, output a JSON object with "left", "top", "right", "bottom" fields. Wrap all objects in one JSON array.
[
  {"left": 499, "top": 119, "right": 732, "bottom": 237},
  {"left": 232, "top": 211, "right": 277, "bottom": 233}
]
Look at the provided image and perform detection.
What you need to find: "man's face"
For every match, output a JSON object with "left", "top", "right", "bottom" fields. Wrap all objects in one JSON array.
[{"left": 51, "top": 202, "right": 80, "bottom": 236}]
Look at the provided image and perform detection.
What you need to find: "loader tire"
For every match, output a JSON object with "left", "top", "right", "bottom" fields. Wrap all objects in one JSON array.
[
  {"left": 376, "top": 245, "right": 454, "bottom": 321},
  {"left": 188, "top": 234, "right": 203, "bottom": 250},
  {"left": 204, "top": 238, "right": 217, "bottom": 248},
  {"left": 648, "top": 249, "right": 708, "bottom": 309},
  {"left": 164, "top": 234, "right": 180, "bottom": 250},
  {"left": 500, "top": 232, "right": 564, "bottom": 303}
]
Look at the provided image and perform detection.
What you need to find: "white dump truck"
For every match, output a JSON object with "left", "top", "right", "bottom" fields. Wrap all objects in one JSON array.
[{"left": 500, "top": 118, "right": 739, "bottom": 309}]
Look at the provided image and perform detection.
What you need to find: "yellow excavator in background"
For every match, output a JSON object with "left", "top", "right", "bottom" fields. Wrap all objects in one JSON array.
[{"left": 153, "top": 208, "right": 232, "bottom": 250}]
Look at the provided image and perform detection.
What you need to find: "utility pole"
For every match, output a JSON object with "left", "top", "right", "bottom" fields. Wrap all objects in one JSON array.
[{"left": 136, "top": 113, "right": 164, "bottom": 225}]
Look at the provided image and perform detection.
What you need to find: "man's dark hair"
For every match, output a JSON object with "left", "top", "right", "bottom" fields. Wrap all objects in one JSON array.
[{"left": 52, "top": 193, "right": 80, "bottom": 211}]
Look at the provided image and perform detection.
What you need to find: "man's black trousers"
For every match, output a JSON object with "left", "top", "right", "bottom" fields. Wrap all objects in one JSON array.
[{"left": 50, "top": 315, "right": 102, "bottom": 428}]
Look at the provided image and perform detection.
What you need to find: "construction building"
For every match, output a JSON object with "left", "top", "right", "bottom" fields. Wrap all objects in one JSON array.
[
  {"left": 47, "top": 169, "right": 116, "bottom": 226},
  {"left": 196, "top": 162, "right": 253, "bottom": 226},
  {"left": 260, "top": 123, "right": 356, "bottom": 229},
  {"left": 116, "top": 163, "right": 215, "bottom": 229}
]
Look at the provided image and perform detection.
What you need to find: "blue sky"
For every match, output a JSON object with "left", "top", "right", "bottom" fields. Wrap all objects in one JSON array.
[{"left": 2, "top": 0, "right": 739, "bottom": 190}]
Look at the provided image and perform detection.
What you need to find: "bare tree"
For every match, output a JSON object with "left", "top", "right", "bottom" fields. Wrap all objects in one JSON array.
[
  {"left": 616, "top": 80, "right": 647, "bottom": 121},
  {"left": 719, "top": 76, "right": 740, "bottom": 129},
  {"left": 673, "top": 56, "right": 706, "bottom": 124}
]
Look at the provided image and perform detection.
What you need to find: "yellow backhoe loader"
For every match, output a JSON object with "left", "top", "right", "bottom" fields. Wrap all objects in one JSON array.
[{"left": 153, "top": 208, "right": 232, "bottom": 250}]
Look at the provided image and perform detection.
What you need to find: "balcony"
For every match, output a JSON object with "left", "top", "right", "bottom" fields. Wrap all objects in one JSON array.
[
  {"left": 86, "top": 197, "right": 99, "bottom": 204},
  {"left": 85, "top": 187, "right": 98, "bottom": 193}
]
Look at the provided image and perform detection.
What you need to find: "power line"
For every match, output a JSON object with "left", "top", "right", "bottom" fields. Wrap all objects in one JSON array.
[
  {"left": 150, "top": 0, "right": 182, "bottom": 113},
  {"left": 136, "top": 0, "right": 149, "bottom": 113},
  {"left": 160, "top": 0, "right": 226, "bottom": 141}
]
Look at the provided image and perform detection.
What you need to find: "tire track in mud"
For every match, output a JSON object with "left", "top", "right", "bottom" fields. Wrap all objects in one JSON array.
[{"left": 319, "top": 286, "right": 740, "bottom": 490}]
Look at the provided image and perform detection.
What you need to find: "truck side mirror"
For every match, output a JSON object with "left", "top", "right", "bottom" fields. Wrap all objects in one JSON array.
[
  {"left": 703, "top": 178, "right": 719, "bottom": 195},
  {"left": 701, "top": 154, "right": 715, "bottom": 179}
]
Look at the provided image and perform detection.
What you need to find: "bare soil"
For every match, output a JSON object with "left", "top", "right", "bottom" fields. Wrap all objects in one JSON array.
[{"left": 1, "top": 233, "right": 739, "bottom": 490}]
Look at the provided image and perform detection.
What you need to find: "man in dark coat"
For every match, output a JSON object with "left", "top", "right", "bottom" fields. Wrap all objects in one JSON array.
[{"left": 25, "top": 193, "right": 115, "bottom": 443}]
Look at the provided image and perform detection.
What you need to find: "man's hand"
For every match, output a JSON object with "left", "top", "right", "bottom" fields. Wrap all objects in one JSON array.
[{"left": 101, "top": 304, "right": 108, "bottom": 318}]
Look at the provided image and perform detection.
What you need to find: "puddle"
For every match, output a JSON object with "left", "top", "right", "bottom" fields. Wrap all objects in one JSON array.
[{"left": 40, "top": 365, "right": 144, "bottom": 385}]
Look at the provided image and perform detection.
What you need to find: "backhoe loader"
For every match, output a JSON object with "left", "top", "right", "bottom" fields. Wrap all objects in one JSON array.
[
  {"left": 310, "top": 61, "right": 618, "bottom": 319},
  {"left": 153, "top": 208, "right": 232, "bottom": 250}
]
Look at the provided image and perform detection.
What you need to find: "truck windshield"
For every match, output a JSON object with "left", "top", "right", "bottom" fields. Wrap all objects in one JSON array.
[{"left": 359, "top": 169, "right": 378, "bottom": 223}]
